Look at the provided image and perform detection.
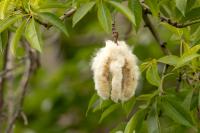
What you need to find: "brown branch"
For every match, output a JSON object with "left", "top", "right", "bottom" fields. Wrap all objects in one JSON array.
[
  {"left": 142, "top": 2, "right": 200, "bottom": 28},
  {"left": 5, "top": 42, "right": 37, "bottom": 133},
  {"left": 142, "top": 12, "right": 171, "bottom": 55},
  {"left": 0, "top": 32, "right": 10, "bottom": 118},
  {"left": 36, "top": 7, "right": 76, "bottom": 28}
]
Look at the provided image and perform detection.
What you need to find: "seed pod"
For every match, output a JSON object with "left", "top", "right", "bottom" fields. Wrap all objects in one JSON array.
[{"left": 91, "top": 40, "right": 139, "bottom": 102}]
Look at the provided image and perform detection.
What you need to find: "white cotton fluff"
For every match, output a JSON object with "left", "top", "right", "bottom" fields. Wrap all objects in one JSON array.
[{"left": 91, "top": 40, "right": 139, "bottom": 102}]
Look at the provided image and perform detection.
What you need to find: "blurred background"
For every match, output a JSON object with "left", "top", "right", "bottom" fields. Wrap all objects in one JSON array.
[{"left": 12, "top": 7, "right": 177, "bottom": 133}]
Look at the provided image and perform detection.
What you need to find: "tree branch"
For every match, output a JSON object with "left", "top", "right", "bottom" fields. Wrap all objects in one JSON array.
[
  {"left": 142, "top": 12, "right": 171, "bottom": 55},
  {"left": 0, "top": 32, "right": 10, "bottom": 118},
  {"left": 36, "top": 7, "right": 76, "bottom": 29},
  {"left": 5, "top": 42, "right": 37, "bottom": 133},
  {"left": 142, "top": 2, "right": 200, "bottom": 28}
]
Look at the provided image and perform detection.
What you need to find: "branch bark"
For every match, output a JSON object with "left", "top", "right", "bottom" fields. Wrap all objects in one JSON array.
[
  {"left": 5, "top": 41, "right": 37, "bottom": 133},
  {"left": 0, "top": 32, "right": 11, "bottom": 119},
  {"left": 142, "top": 12, "right": 171, "bottom": 55}
]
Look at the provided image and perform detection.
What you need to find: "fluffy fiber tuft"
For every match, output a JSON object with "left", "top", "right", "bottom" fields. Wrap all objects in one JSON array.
[{"left": 91, "top": 40, "right": 139, "bottom": 102}]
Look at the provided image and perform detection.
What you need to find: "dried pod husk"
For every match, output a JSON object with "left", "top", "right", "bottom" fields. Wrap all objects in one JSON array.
[{"left": 91, "top": 40, "right": 140, "bottom": 102}]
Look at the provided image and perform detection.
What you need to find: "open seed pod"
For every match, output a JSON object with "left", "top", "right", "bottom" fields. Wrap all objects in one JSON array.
[{"left": 91, "top": 40, "right": 139, "bottom": 102}]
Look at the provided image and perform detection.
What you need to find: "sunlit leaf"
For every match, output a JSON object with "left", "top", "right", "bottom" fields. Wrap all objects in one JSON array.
[
  {"left": 160, "top": 22, "right": 183, "bottom": 36},
  {"left": 146, "top": 61, "right": 160, "bottom": 87},
  {"left": 175, "top": 53, "right": 200, "bottom": 69},
  {"left": 176, "top": 0, "right": 187, "bottom": 16},
  {"left": 38, "top": 12, "right": 69, "bottom": 37},
  {"left": 72, "top": 2, "right": 95, "bottom": 27},
  {"left": 158, "top": 55, "right": 180, "bottom": 66},
  {"left": 0, "top": 15, "right": 22, "bottom": 33},
  {"left": 10, "top": 20, "right": 27, "bottom": 56},
  {"left": 25, "top": 18, "right": 42, "bottom": 52},
  {"left": 99, "top": 104, "right": 120, "bottom": 123},
  {"left": 124, "top": 109, "right": 146, "bottom": 133},
  {"left": 108, "top": 1, "right": 136, "bottom": 26},
  {"left": 97, "top": 1, "right": 112, "bottom": 33},
  {"left": 38, "top": 2, "right": 71, "bottom": 9},
  {"left": 0, "top": 0, "right": 10, "bottom": 19}
]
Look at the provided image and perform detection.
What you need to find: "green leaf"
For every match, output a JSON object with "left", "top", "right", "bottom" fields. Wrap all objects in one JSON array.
[
  {"left": 147, "top": 102, "right": 160, "bottom": 133},
  {"left": 0, "top": 15, "right": 22, "bottom": 33},
  {"left": 160, "top": 22, "right": 183, "bottom": 36},
  {"left": 185, "top": 7, "right": 200, "bottom": 21},
  {"left": 146, "top": 61, "right": 160, "bottom": 87},
  {"left": 158, "top": 55, "right": 180, "bottom": 66},
  {"left": 10, "top": 20, "right": 27, "bottom": 56},
  {"left": 72, "top": 2, "right": 95, "bottom": 27},
  {"left": 198, "top": 89, "right": 200, "bottom": 107},
  {"left": 97, "top": 1, "right": 112, "bottom": 33},
  {"left": 38, "top": 12, "right": 69, "bottom": 37},
  {"left": 176, "top": 0, "right": 187, "bottom": 16},
  {"left": 38, "top": 2, "right": 71, "bottom": 9},
  {"left": 145, "top": 0, "right": 159, "bottom": 17},
  {"left": 122, "top": 97, "right": 135, "bottom": 116},
  {"left": 25, "top": 18, "right": 42, "bottom": 52},
  {"left": 0, "top": 0, "right": 10, "bottom": 19},
  {"left": 186, "top": 0, "right": 197, "bottom": 12},
  {"left": 86, "top": 93, "right": 99, "bottom": 116},
  {"left": 175, "top": 53, "right": 200, "bottom": 69},
  {"left": 108, "top": 1, "right": 136, "bottom": 25},
  {"left": 124, "top": 109, "right": 146, "bottom": 133},
  {"left": 161, "top": 97, "right": 194, "bottom": 127},
  {"left": 93, "top": 99, "right": 113, "bottom": 112},
  {"left": 99, "top": 104, "right": 120, "bottom": 123},
  {"left": 0, "top": 30, "right": 8, "bottom": 53},
  {"left": 182, "top": 89, "right": 193, "bottom": 111},
  {"left": 128, "top": 0, "right": 142, "bottom": 30}
]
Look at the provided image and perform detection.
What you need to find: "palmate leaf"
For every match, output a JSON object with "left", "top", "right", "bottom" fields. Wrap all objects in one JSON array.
[
  {"left": 97, "top": 1, "right": 112, "bottom": 33},
  {"left": 161, "top": 97, "right": 194, "bottom": 127},
  {"left": 38, "top": 12, "right": 69, "bottom": 37},
  {"left": 0, "top": 15, "right": 22, "bottom": 33},
  {"left": 11, "top": 20, "right": 27, "bottom": 56},
  {"left": 72, "top": 2, "right": 95, "bottom": 27},
  {"left": 25, "top": 18, "right": 42, "bottom": 52},
  {"left": 108, "top": 1, "right": 136, "bottom": 26}
]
